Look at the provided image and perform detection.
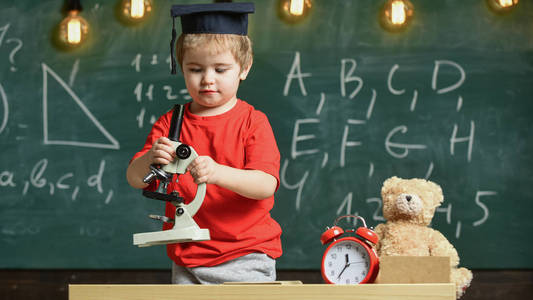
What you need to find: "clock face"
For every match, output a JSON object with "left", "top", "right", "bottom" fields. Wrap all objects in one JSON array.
[{"left": 322, "top": 239, "right": 371, "bottom": 284}]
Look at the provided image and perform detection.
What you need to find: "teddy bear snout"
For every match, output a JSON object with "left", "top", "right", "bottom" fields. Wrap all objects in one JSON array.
[{"left": 396, "top": 193, "right": 423, "bottom": 216}]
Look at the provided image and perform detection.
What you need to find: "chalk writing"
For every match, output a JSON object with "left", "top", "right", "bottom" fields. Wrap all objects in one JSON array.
[
  {"left": 131, "top": 53, "right": 173, "bottom": 73},
  {"left": 0, "top": 158, "right": 114, "bottom": 205},
  {"left": 280, "top": 158, "right": 308, "bottom": 211},
  {"left": 131, "top": 54, "right": 141, "bottom": 72},
  {"left": 280, "top": 51, "right": 498, "bottom": 239},
  {"left": 387, "top": 64, "right": 419, "bottom": 111},
  {"left": 133, "top": 82, "right": 182, "bottom": 103},
  {"left": 0, "top": 24, "right": 9, "bottom": 45},
  {"left": 340, "top": 58, "right": 363, "bottom": 99},
  {"left": 385, "top": 125, "right": 427, "bottom": 158},
  {"left": 2, "top": 221, "right": 40, "bottom": 236},
  {"left": 0, "top": 82, "right": 7, "bottom": 135},
  {"left": 0, "top": 23, "right": 24, "bottom": 134},
  {"left": 0, "top": 23, "right": 23, "bottom": 72},
  {"left": 473, "top": 191, "right": 497, "bottom": 227},
  {"left": 450, "top": 121, "right": 475, "bottom": 162},
  {"left": 432, "top": 60, "right": 466, "bottom": 112},
  {"left": 41, "top": 63, "right": 120, "bottom": 150},
  {"left": 283, "top": 51, "right": 311, "bottom": 96},
  {"left": 337, "top": 192, "right": 353, "bottom": 217},
  {"left": 291, "top": 118, "right": 320, "bottom": 159},
  {"left": 340, "top": 119, "right": 365, "bottom": 167},
  {"left": 366, "top": 197, "right": 385, "bottom": 222},
  {"left": 69, "top": 59, "right": 80, "bottom": 87},
  {"left": 79, "top": 222, "right": 115, "bottom": 238},
  {"left": 131, "top": 53, "right": 190, "bottom": 129},
  {"left": 0, "top": 170, "right": 15, "bottom": 187}
]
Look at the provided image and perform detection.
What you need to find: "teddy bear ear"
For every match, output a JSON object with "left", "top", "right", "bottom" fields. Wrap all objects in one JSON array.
[
  {"left": 381, "top": 176, "right": 402, "bottom": 198},
  {"left": 427, "top": 180, "right": 444, "bottom": 205},
  {"left": 383, "top": 176, "right": 400, "bottom": 185},
  {"left": 382, "top": 176, "right": 398, "bottom": 190}
]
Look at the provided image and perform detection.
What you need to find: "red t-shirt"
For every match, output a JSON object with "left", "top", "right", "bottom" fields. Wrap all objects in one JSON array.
[{"left": 131, "top": 100, "right": 282, "bottom": 267}]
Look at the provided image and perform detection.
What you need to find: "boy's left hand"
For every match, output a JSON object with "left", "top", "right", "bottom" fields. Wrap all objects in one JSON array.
[
  {"left": 187, "top": 156, "right": 220, "bottom": 185},
  {"left": 186, "top": 156, "right": 276, "bottom": 200}
]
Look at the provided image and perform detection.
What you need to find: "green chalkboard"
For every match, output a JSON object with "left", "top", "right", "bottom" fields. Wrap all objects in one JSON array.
[{"left": 1, "top": 0, "right": 532, "bottom": 270}]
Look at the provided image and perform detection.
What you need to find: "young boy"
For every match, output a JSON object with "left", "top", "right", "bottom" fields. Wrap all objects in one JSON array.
[{"left": 126, "top": 3, "right": 282, "bottom": 284}]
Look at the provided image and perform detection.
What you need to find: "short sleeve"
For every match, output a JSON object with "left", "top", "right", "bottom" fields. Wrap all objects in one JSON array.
[{"left": 244, "top": 111, "right": 281, "bottom": 190}]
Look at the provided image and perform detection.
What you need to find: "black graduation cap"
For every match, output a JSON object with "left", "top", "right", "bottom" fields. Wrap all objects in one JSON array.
[{"left": 169, "top": 2, "right": 255, "bottom": 74}]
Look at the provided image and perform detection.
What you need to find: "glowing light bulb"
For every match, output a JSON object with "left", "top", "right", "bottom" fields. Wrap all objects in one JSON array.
[
  {"left": 487, "top": 0, "right": 519, "bottom": 13},
  {"left": 131, "top": 0, "right": 145, "bottom": 18},
  {"left": 278, "top": 0, "right": 312, "bottom": 24},
  {"left": 59, "top": 10, "right": 89, "bottom": 47},
  {"left": 121, "top": 0, "right": 152, "bottom": 23},
  {"left": 390, "top": 1, "right": 406, "bottom": 25},
  {"left": 289, "top": 0, "right": 304, "bottom": 16},
  {"left": 67, "top": 17, "right": 82, "bottom": 44},
  {"left": 498, "top": 0, "right": 514, "bottom": 7},
  {"left": 380, "top": 0, "right": 413, "bottom": 32}
]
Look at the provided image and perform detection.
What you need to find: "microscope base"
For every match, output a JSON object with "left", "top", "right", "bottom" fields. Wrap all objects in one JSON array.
[{"left": 134, "top": 227, "right": 210, "bottom": 247}]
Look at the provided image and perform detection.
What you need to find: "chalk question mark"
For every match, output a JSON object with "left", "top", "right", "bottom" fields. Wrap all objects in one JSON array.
[{"left": 6, "top": 38, "right": 22, "bottom": 72}]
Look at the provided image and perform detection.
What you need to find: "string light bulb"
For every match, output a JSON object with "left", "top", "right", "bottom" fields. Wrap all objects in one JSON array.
[
  {"left": 380, "top": 0, "right": 414, "bottom": 33},
  {"left": 120, "top": 0, "right": 153, "bottom": 23},
  {"left": 289, "top": 0, "right": 305, "bottom": 16},
  {"left": 58, "top": 0, "right": 89, "bottom": 47},
  {"left": 487, "top": 0, "right": 519, "bottom": 14},
  {"left": 278, "top": 0, "right": 312, "bottom": 24}
]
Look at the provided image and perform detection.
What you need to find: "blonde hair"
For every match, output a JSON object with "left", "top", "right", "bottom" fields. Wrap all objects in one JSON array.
[{"left": 176, "top": 33, "right": 253, "bottom": 72}]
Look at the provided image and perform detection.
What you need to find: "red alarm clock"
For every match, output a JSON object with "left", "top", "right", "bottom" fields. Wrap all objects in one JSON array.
[{"left": 320, "top": 215, "right": 379, "bottom": 285}]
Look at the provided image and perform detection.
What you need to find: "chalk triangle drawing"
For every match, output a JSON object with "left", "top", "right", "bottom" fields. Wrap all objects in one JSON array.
[{"left": 42, "top": 63, "right": 120, "bottom": 150}]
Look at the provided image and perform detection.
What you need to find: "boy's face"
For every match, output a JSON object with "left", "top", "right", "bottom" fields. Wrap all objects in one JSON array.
[{"left": 182, "top": 46, "right": 250, "bottom": 115}]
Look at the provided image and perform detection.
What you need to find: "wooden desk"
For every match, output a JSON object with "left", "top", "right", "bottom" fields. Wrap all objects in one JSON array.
[{"left": 69, "top": 283, "right": 455, "bottom": 300}]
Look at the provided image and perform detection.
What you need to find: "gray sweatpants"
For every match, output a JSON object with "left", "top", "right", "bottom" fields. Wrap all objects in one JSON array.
[{"left": 171, "top": 253, "right": 276, "bottom": 284}]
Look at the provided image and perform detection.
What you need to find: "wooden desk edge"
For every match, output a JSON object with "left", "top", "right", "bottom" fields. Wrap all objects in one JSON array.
[{"left": 69, "top": 283, "right": 456, "bottom": 300}]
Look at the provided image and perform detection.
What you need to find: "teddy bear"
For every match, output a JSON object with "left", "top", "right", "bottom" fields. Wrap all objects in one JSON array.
[{"left": 373, "top": 176, "right": 473, "bottom": 299}]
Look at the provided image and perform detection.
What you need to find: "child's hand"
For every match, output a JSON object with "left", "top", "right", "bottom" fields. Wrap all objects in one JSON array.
[
  {"left": 187, "top": 156, "right": 220, "bottom": 185},
  {"left": 149, "top": 137, "right": 176, "bottom": 165}
]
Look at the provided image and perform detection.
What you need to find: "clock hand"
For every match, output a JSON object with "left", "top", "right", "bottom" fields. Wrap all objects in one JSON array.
[
  {"left": 337, "top": 254, "right": 350, "bottom": 279},
  {"left": 337, "top": 264, "right": 348, "bottom": 279}
]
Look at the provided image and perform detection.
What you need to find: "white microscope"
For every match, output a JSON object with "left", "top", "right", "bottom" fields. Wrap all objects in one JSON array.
[{"left": 133, "top": 104, "right": 210, "bottom": 247}]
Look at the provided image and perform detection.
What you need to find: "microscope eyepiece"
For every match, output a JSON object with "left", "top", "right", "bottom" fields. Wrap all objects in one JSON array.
[{"left": 176, "top": 144, "right": 192, "bottom": 159}]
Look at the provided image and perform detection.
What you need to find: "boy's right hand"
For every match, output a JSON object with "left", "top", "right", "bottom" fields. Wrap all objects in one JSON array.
[{"left": 149, "top": 137, "right": 176, "bottom": 165}]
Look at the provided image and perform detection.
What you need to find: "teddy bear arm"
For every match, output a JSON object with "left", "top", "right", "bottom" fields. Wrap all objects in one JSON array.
[
  {"left": 429, "top": 230, "right": 460, "bottom": 267},
  {"left": 373, "top": 223, "right": 387, "bottom": 253}
]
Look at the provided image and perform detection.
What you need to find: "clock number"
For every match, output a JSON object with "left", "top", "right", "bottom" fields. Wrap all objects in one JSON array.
[
  {"left": 330, "top": 253, "right": 337, "bottom": 259},
  {"left": 345, "top": 279, "right": 350, "bottom": 284},
  {"left": 355, "top": 276, "right": 360, "bottom": 282},
  {"left": 330, "top": 270, "right": 335, "bottom": 276}
]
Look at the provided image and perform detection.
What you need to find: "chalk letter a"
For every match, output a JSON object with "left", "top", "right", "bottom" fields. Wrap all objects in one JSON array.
[{"left": 283, "top": 52, "right": 312, "bottom": 96}]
